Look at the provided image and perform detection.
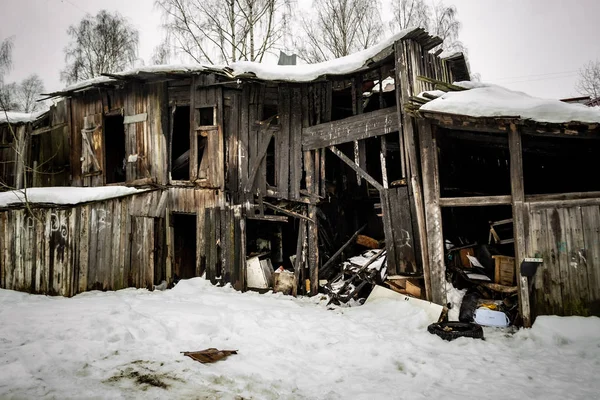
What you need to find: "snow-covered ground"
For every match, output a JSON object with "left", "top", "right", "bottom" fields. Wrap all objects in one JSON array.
[{"left": 1, "top": 278, "right": 599, "bottom": 400}]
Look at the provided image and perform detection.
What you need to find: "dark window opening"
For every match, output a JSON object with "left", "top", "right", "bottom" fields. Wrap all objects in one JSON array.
[
  {"left": 263, "top": 104, "right": 279, "bottom": 126},
  {"left": 197, "top": 133, "right": 208, "bottom": 179},
  {"left": 104, "top": 114, "right": 126, "bottom": 184},
  {"left": 172, "top": 106, "right": 190, "bottom": 180},
  {"left": 437, "top": 129, "right": 511, "bottom": 197},
  {"left": 198, "top": 107, "right": 215, "bottom": 126},
  {"left": 331, "top": 86, "right": 354, "bottom": 121},
  {"left": 383, "top": 132, "right": 404, "bottom": 183},
  {"left": 266, "top": 136, "right": 276, "bottom": 186},
  {"left": 523, "top": 135, "right": 600, "bottom": 195},
  {"left": 172, "top": 213, "right": 197, "bottom": 280}
]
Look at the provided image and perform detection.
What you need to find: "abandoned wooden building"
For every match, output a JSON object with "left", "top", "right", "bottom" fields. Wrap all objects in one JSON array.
[{"left": 1, "top": 27, "right": 600, "bottom": 327}]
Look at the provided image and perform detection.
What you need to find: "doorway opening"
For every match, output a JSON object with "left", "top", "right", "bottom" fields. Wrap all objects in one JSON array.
[{"left": 104, "top": 115, "right": 126, "bottom": 184}]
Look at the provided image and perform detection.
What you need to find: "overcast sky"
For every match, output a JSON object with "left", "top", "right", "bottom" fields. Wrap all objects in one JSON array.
[{"left": 1, "top": 0, "right": 599, "bottom": 99}]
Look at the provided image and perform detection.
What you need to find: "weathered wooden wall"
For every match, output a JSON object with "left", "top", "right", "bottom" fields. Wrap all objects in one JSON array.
[
  {"left": 0, "top": 190, "right": 165, "bottom": 296},
  {"left": 69, "top": 81, "right": 168, "bottom": 187},
  {"left": 0, "top": 124, "right": 27, "bottom": 189},
  {"left": 30, "top": 101, "right": 71, "bottom": 187},
  {"left": 527, "top": 200, "right": 600, "bottom": 317}
]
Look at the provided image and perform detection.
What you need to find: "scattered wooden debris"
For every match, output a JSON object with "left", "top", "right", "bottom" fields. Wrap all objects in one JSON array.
[{"left": 182, "top": 348, "right": 238, "bottom": 364}]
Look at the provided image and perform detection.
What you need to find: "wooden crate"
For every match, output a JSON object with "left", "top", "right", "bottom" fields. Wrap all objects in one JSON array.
[{"left": 492, "top": 255, "right": 515, "bottom": 286}]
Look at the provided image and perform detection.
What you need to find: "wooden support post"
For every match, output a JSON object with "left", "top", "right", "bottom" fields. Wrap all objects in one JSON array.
[
  {"left": 509, "top": 123, "right": 532, "bottom": 327},
  {"left": 380, "top": 135, "right": 389, "bottom": 189},
  {"left": 395, "top": 41, "right": 432, "bottom": 302},
  {"left": 418, "top": 120, "right": 445, "bottom": 305},
  {"left": 293, "top": 217, "right": 307, "bottom": 297},
  {"left": 304, "top": 150, "right": 319, "bottom": 295}
]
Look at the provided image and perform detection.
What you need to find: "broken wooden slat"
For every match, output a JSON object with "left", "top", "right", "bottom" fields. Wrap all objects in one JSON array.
[
  {"left": 320, "top": 224, "right": 368, "bottom": 275},
  {"left": 182, "top": 349, "right": 238, "bottom": 364},
  {"left": 328, "top": 146, "right": 384, "bottom": 192}
]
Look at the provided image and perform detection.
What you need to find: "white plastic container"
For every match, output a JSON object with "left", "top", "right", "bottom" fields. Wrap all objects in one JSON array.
[{"left": 474, "top": 307, "right": 510, "bottom": 327}]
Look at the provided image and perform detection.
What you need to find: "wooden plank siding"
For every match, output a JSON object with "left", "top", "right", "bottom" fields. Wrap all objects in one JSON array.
[
  {"left": 0, "top": 190, "right": 165, "bottom": 296},
  {"left": 526, "top": 202, "right": 600, "bottom": 317},
  {"left": 301, "top": 107, "right": 399, "bottom": 150}
]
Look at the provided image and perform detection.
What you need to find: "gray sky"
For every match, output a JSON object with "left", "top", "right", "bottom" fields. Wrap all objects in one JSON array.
[{"left": 1, "top": 0, "right": 599, "bottom": 99}]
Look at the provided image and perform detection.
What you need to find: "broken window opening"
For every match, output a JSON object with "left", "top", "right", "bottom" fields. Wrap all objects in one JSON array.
[
  {"left": 437, "top": 129, "right": 511, "bottom": 197},
  {"left": 171, "top": 106, "right": 190, "bottom": 181},
  {"left": 198, "top": 107, "right": 215, "bottom": 126},
  {"left": 383, "top": 132, "right": 404, "bottom": 184},
  {"left": 522, "top": 134, "right": 600, "bottom": 195},
  {"left": 104, "top": 114, "right": 126, "bottom": 184},
  {"left": 172, "top": 213, "right": 197, "bottom": 280},
  {"left": 263, "top": 104, "right": 279, "bottom": 127}
]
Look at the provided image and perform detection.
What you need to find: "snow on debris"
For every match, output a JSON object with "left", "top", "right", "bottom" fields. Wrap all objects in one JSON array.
[
  {"left": 0, "top": 186, "right": 147, "bottom": 208},
  {"left": 1, "top": 278, "right": 599, "bottom": 399},
  {"left": 420, "top": 82, "right": 600, "bottom": 124},
  {"left": 0, "top": 110, "right": 46, "bottom": 124},
  {"left": 228, "top": 28, "right": 415, "bottom": 82}
]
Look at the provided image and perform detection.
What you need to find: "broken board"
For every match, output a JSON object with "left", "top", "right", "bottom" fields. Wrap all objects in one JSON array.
[{"left": 365, "top": 285, "right": 443, "bottom": 324}]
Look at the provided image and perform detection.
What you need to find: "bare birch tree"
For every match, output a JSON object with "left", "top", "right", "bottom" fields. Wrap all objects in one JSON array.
[
  {"left": 61, "top": 10, "right": 139, "bottom": 84},
  {"left": 0, "top": 37, "right": 14, "bottom": 111},
  {"left": 389, "top": 0, "right": 463, "bottom": 53},
  {"left": 16, "top": 74, "right": 45, "bottom": 113},
  {"left": 155, "top": 0, "right": 290, "bottom": 64},
  {"left": 297, "top": 0, "right": 384, "bottom": 63},
  {"left": 576, "top": 60, "right": 600, "bottom": 99}
]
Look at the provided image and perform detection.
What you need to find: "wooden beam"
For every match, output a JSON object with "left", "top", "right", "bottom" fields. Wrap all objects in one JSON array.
[
  {"left": 263, "top": 201, "right": 313, "bottom": 223},
  {"left": 328, "top": 145, "right": 384, "bottom": 191},
  {"left": 439, "top": 195, "right": 512, "bottom": 207},
  {"left": 526, "top": 191, "right": 600, "bottom": 203},
  {"left": 301, "top": 107, "right": 399, "bottom": 150},
  {"left": 509, "top": 123, "right": 532, "bottom": 328},
  {"left": 320, "top": 224, "right": 367, "bottom": 274}
]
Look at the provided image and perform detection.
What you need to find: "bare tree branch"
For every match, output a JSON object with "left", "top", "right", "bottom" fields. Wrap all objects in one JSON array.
[{"left": 577, "top": 60, "right": 600, "bottom": 99}]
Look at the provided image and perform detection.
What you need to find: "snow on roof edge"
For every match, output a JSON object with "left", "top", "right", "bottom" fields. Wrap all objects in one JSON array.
[
  {"left": 419, "top": 81, "right": 600, "bottom": 125},
  {"left": 0, "top": 110, "right": 48, "bottom": 125},
  {"left": 0, "top": 186, "right": 150, "bottom": 209}
]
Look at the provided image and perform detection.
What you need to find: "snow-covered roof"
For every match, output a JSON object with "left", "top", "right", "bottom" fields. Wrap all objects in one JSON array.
[
  {"left": 49, "top": 27, "right": 446, "bottom": 96},
  {"left": 0, "top": 110, "right": 46, "bottom": 125},
  {"left": 418, "top": 82, "right": 600, "bottom": 125},
  {"left": 59, "top": 64, "right": 220, "bottom": 94},
  {"left": 0, "top": 186, "right": 148, "bottom": 208},
  {"left": 227, "top": 28, "right": 415, "bottom": 82}
]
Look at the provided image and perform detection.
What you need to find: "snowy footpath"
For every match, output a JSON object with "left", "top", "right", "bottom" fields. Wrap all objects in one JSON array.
[{"left": 1, "top": 279, "right": 599, "bottom": 400}]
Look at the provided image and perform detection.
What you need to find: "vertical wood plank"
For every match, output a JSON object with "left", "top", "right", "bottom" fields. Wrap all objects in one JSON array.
[
  {"left": 582, "top": 205, "right": 600, "bottom": 313},
  {"left": 509, "top": 124, "right": 532, "bottom": 327}
]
